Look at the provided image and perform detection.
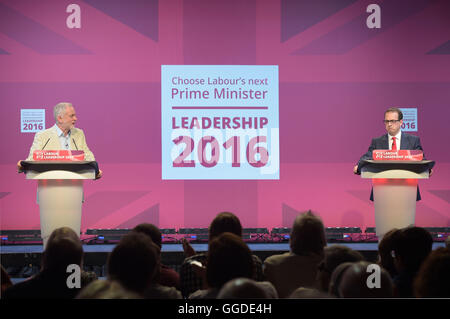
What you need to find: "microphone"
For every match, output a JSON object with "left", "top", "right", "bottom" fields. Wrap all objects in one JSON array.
[
  {"left": 42, "top": 138, "right": 51, "bottom": 150},
  {"left": 72, "top": 138, "right": 79, "bottom": 150}
]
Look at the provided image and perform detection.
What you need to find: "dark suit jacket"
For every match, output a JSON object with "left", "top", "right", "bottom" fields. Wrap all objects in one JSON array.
[{"left": 356, "top": 132, "right": 424, "bottom": 201}]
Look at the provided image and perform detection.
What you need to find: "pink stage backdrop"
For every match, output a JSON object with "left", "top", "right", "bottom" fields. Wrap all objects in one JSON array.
[{"left": 1, "top": 0, "right": 449, "bottom": 232}]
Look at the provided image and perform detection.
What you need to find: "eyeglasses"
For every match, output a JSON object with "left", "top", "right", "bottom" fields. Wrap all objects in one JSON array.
[{"left": 383, "top": 120, "right": 400, "bottom": 124}]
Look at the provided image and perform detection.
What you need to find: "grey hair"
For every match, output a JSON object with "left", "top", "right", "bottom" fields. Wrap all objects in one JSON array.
[{"left": 54, "top": 102, "right": 73, "bottom": 122}]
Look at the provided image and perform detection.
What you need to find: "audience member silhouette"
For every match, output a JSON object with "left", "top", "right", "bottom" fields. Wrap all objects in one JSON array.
[
  {"left": 132, "top": 223, "right": 180, "bottom": 289},
  {"left": 376, "top": 228, "right": 401, "bottom": 279},
  {"left": 76, "top": 279, "right": 141, "bottom": 299},
  {"left": 107, "top": 231, "right": 181, "bottom": 299},
  {"left": 1, "top": 265, "right": 13, "bottom": 297},
  {"left": 217, "top": 278, "right": 278, "bottom": 299},
  {"left": 391, "top": 226, "right": 433, "bottom": 298},
  {"left": 413, "top": 247, "right": 450, "bottom": 298},
  {"left": 4, "top": 215, "right": 446, "bottom": 300},
  {"left": 316, "top": 244, "right": 364, "bottom": 293},
  {"left": 3, "top": 227, "right": 84, "bottom": 299},
  {"left": 48, "top": 227, "right": 98, "bottom": 287},
  {"left": 263, "top": 210, "right": 327, "bottom": 297},
  {"left": 328, "top": 262, "right": 354, "bottom": 297},
  {"left": 289, "top": 287, "right": 333, "bottom": 298},
  {"left": 446, "top": 235, "right": 450, "bottom": 249},
  {"left": 107, "top": 232, "right": 158, "bottom": 296},
  {"left": 189, "top": 232, "right": 254, "bottom": 299},
  {"left": 337, "top": 261, "right": 393, "bottom": 298},
  {"left": 179, "top": 212, "right": 264, "bottom": 298}
]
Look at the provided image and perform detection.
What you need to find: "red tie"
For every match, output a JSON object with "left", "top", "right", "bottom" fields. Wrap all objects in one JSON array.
[{"left": 392, "top": 137, "right": 397, "bottom": 151}]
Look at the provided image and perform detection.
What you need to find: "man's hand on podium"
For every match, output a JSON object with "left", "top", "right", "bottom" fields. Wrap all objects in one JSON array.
[
  {"left": 96, "top": 169, "right": 103, "bottom": 180},
  {"left": 17, "top": 160, "right": 24, "bottom": 173}
]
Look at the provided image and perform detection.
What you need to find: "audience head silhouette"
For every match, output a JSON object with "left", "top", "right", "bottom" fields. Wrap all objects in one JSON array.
[
  {"left": 217, "top": 278, "right": 269, "bottom": 299},
  {"left": 317, "top": 245, "right": 364, "bottom": 292},
  {"left": 262, "top": 211, "right": 327, "bottom": 298},
  {"left": 132, "top": 223, "right": 181, "bottom": 290},
  {"left": 414, "top": 247, "right": 450, "bottom": 298},
  {"left": 42, "top": 227, "right": 83, "bottom": 273},
  {"left": 337, "top": 261, "right": 393, "bottom": 298},
  {"left": 328, "top": 262, "right": 354, "bottom": 297},
  {"left": 206, "top": 232, "right": 253, "bottom": 289},
  {"left": 107, "top": 232, "right": 159, "bottom": 294},
  {"left": 132, "top": 223, "right": 162, "bottom": 248},
  {"left": 377, "top": 228, "right": 401, "bottom": 278},
  {"left": 290, "top": 210, "right": 326, "bottom": 256},
  {"left": 392, "top": 226, "right": 433, "bottom": 274},
  {"left": 2, "top": 227, "right": 84, "bottom": 299},
  {"left": 289, "top": 287, "right": 332, "bottom": 298},
  {"left": 209, "top": 212, "right": 243, "bottom": 240}
]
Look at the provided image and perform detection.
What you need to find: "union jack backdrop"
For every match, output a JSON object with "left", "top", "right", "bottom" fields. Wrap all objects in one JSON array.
[{"left": 1, "top": 0, "right": 449, "bottom": 232}]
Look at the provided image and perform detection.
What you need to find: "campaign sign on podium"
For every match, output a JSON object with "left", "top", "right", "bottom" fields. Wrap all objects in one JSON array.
[
  {"left": 21, "top": 150, "right": 96, "bottom": 247},
  {"left": 373, "top": 150, "right": 423, "bottom": 161},
  {"left": 33, "top": 150, "right": 85, "bottom": 161},
  {"left": 360, "top": 150, "right": 434, "bottom": 240}
]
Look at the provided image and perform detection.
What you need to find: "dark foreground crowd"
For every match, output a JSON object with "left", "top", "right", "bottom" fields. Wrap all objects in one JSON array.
[{"left": 1, "top": 211, "right": 449, "bottom": 299}]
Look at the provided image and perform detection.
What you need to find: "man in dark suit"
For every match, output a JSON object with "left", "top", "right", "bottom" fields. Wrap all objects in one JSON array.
[{"left": 353, "top": 107, "right": 431, "bottom": 200}]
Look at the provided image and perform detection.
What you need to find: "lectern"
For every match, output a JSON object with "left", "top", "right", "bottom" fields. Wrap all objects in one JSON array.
[
  {"left": 20, "top": 161, "right": 97, "bottom": 248},
  {"left": 360, "top": 158, "right": 434, "bottom": 240}
]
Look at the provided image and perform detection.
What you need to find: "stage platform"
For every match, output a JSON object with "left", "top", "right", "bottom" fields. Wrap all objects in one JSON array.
[{"left": 1, "top": 242, "right": 384, "bottom": 254}]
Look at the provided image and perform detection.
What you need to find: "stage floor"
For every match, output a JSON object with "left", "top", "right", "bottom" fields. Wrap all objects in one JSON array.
[
  {"left": 1, "top": 241, "right": 446, "bottom": 254},
  {"left": 1, "top": 242, "right": 384, "bottom": 254}
]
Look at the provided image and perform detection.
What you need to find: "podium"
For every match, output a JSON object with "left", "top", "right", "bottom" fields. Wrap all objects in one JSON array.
[
  {"left": 21, "top": 161, "right": 97, "bottom": 248},
  {"left": 360, "top": 159, "right": 434, "bottom": 240}
]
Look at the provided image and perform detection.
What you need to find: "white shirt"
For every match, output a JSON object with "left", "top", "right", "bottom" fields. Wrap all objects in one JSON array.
[
  {"left": 388, "top": 130, "right": 401, "bottom": 150},
  {"left": 54, "top": 124, "right": 72, "bottom": 150}
]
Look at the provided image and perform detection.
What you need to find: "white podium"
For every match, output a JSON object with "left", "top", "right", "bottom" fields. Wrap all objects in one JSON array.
[
  {"left": 361, "top": 160, "right": 434, "bottom": 240},
  {"left": 21, "top": 161, "right": 96, "bottom": 248}
]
